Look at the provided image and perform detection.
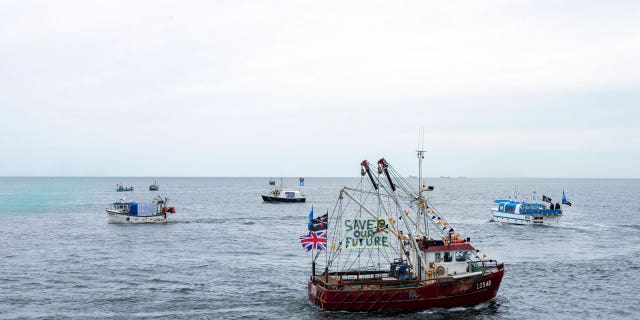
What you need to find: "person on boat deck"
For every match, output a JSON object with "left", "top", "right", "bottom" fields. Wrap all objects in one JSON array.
[
  {"left": 550, "top": 203, "right": 555, "bottom": 210},
  {"left": 555, "top": 202, "right": 560, "bottom": 210}
]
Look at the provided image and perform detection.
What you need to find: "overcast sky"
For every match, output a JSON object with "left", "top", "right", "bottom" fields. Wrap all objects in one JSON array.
[{"left": 1, "top": 1, "right": 639, "bottom": 177}]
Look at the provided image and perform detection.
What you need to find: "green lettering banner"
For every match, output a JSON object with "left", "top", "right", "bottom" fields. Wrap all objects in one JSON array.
[{"left": 342, "top": 217, "right": 390, "bottom": 249}]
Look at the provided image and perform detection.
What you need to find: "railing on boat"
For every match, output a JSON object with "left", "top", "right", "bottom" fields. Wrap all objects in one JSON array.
[
  {"left": 521, "top": 209, "right": 562, "bottom": 215},
  {"left": 470, "top": 259, "right": 500, "bottom": 273},
  {"left": 311, "top": 260, "right": 503, "bottom": 289},
  {"left": 311, "top": 270, "right": 417, "bottom": 290}
]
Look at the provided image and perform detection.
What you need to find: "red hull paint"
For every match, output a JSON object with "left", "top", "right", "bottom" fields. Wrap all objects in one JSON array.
[{"left": 308, "top": 264, "right": 504, "bottom": 312}]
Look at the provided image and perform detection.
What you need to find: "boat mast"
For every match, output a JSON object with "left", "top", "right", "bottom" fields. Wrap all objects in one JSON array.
[
  {"left": 417, "top": 149, "right": 428, "bottom": 239},
  {"left": 418, "top": 128, "right": 428, "bottom": 240}
]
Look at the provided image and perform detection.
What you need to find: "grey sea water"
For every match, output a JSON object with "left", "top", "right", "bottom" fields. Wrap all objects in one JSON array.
[{"left": 1, "top": 177, "right": 639, "bottom": 320}]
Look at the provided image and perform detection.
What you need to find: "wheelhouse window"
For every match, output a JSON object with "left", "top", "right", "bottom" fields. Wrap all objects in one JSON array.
[
  {"left": 455, "top": 251, "right": 467, "bottom": 262},
  {"left": 434, "top": 252, "right": 442, "bottom": 262},
  {"left": 443, "top": 252, "right": 452, "bottom": 262},
  {"left": 285, "top": 192, "right": 295, "bottom": 198}
]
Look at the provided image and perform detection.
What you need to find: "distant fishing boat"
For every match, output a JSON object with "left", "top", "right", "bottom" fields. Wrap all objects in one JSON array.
[
  {"left": 491, "top": 190, "right": 571, "bottom": 225},
  {"left": 106, "top": 196, "right": 176, "bottom": 223},
  {"left": 304, "top": 152, "right": 504, "bottom": 312},
  {"left": 262, "top": 178, "right": 306, "bottom": 202},
  {"left": 149, "top": 180, "right": 159, "bottom": 191},
  {"left": 269, "top": 179, "right": 276, "bottom": 185},
  {"left": 116, "top": 184, "right": 133, "bottom": 192}
]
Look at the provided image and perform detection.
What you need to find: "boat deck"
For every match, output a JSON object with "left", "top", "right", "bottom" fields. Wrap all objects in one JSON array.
[{"left": 312, "top": 271, "right": 419, "bottom": 290}]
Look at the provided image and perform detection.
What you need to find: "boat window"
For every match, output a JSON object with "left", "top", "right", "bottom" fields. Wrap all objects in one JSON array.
[
  {"left": 455, "top": 251, "right": 466, "bottom": 262},
  {"left": 285, "top": 192, "right": 295, "bottom": 198},
  {"left": 505, "top": 205, "right": 515, "bottom": 213},
  {"left": 444, "top": 252, "right": 452, "bottom": 262},
  {"left": 434, "top": 252, "right": 442, "bottom": 262}
]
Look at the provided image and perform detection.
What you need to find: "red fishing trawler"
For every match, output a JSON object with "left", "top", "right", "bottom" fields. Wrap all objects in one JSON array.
[{"left": 306, "top": 151, "right": 504, "bottom": 312}]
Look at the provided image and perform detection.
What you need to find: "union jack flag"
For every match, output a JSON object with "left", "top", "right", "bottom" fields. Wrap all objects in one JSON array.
[{"left": 299, "top": 231, "right": 327, "bottom": 251}]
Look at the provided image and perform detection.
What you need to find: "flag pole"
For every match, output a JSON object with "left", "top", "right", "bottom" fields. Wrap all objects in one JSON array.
[
  {"left": 311, "top": 247, "right": 315, "bottom": 278},
  {"left": 325, "top": 216, "right": 329, "bottom": 278},
  {"left": 310, "top": 206, "right": 314, "bottom": 278}
]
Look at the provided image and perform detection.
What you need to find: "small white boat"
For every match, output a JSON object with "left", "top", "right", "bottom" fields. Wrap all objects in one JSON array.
[
  {"left": 106, "top": 196, "right": 176, "bottom": 223},
  {"left": 262, "top": 189, "right": 306, "bottom": 202},
  {"left": 116, "top": 184, "right": 133, "bottom": 192},
  {"left": 491, "top": 200, "right": 562, "bottom": 225},
  {"left": 491, "top": 190, "right": 571, "bottom": 226},
  {"left": 262, "top": 178, "right": 306, "bottom": 202},
  {"left": 149, "top": 179, "right": 159, "bottom": 191}
]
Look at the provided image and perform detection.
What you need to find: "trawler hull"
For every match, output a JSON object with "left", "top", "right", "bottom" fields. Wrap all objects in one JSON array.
[{"left": 308, "top": 264, "right": 504, "bottom": 312}]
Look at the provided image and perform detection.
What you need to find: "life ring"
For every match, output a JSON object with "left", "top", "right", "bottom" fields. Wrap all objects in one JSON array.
[{"left": 435, "top": 266, "right": 446, "bottom": 277}]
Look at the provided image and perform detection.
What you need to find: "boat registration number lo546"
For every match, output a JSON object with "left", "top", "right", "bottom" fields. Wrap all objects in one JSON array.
[{"left": 476, "top": 280, "right": 491, "bottom": 289}]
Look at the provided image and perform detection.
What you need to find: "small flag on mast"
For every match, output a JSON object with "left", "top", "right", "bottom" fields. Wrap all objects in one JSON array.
[
  {"left": 300, "top": 177, "right": 305, "bottom": 187},
  {"left": 307, "top": 206, "right": 328, "bottom": 231},
  {"left": 542, "top": 195, "right": 552, "bottom": 203},
  {"left": 307, "top": 207, "right": 313, "bottom": 228},
  {"left": 562, "top": 190, "right": 572, "bottom": 206}
]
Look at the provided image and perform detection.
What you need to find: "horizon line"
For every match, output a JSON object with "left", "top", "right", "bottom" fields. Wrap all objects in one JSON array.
[{"left": 0, "top": 176, "right": 638, "bottom": 179}]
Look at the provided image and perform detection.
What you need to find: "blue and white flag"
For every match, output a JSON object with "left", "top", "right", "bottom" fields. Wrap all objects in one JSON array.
[
  {"left": 562, "top": 190, "right": 572, "bottom": 206},
  {"left": 300, "top": 177, "right": 305, "bottom": 186}
]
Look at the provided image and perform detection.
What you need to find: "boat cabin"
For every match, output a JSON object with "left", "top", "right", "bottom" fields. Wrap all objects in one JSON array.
[
  {"left": 494, "top": 200, "right": 562, "bottom": 215},
  {"left": 110, "top": 201, "right": 163, "bottom": 216},
  {"left": 112, "top": 202, "right": 134, "bottom": 213},
  {"left": 420, "top": 241, "right": 478, "bottom": 277},
  {"left": 270, "top": 189, "right": 302, "bottom": 199}
]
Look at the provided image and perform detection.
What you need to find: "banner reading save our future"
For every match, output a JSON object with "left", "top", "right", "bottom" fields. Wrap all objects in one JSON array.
[{"left": 343, "top": 216, "right": 390, "bottom": 249}]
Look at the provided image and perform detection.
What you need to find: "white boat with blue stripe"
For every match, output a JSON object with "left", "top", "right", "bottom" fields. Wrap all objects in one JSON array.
[
  {"left": 491, "top": 199, "right": 563, "bottom": 225},
  {"left": 106, "top": 196, "right": 176, "bottom": 224}
]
